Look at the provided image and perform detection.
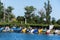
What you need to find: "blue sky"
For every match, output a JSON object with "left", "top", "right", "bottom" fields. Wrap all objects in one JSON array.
[{"left": 1, "top": 0, "right": 60, "bottom": 20}]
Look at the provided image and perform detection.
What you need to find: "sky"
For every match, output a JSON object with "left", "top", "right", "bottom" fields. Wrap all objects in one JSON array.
[{"left": 1, "top": 0, "right": 60, "bottom": 20}]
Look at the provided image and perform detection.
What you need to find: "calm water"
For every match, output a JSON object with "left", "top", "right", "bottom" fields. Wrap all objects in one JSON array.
[{"left": 0, "top": 32, "right": 60, "bottom": 40}]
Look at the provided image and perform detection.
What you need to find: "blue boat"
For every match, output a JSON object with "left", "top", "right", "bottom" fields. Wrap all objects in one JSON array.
[
  {"left": 11, "top": 27, "right": 22, "bottom": 33},
  {"left": 33, "top": 29, "right": 38, "bottom": 34},
  {"left": 0, "top": 27, "right": 4, "bottom": 32}
]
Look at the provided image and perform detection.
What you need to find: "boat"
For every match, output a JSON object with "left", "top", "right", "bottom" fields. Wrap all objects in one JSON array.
[
  {"left": 0, "top": 27, "right": 4, "bottom": 32},
  {"left": 11, "top": 27, "right": 22, "bottom": 33},
  {"left": 3, "top": 27, "right": 10, "bottom": 32},
  {"left": 33, "top": 29, "right": 38, "bottom": 34}
]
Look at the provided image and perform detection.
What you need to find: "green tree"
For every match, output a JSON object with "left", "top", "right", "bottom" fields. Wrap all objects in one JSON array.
[
  {"left": 38, "top": 10, "right": 45, "bottom": 23},
  {"left": 17, "top": 16, "right": 24, "bottom": 24},
  {"left": 33, "top": 15, "right": 40, "bottom": 24},
  {"left": 6, "top": 6, "right": 14, "bottom": 22},
  {"left": 52, "top": 17, "right": 56, "bottom": 24},
  {"left": 24, "top": 6, "right": 36, "bottom": 24},
  {"left": 56, "top": 19, "right": 60, "bottom": 25},
  {"left": 44, "top": 0, "right": 52, "bottom": 24},
  {"left": 0, "top": 1, "right": 4, "bottom": 22}
]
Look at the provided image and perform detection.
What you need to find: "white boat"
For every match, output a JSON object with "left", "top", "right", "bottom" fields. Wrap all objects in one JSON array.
[
  {"left": 55, "top": 30, "right": 60, "bottom": 34},
  {"left": 3, "top": 27, "right": 10, "bottom": 32}
]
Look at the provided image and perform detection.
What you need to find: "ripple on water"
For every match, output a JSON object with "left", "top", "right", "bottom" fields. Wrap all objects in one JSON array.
[{"left": 0, "top": 33, "right": 60, "bottom": 40}]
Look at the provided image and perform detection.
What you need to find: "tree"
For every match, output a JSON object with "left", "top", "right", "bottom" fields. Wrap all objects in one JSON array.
[
  {"left": 6, "top": 6, "right": 14, "bottom": 22},
  {"left": 38, "top": 10, "right": 45, "bottom": 23},
  {"left": 0, "top": 1, "right": 4, "bottom": 22},
  {"left": 56, "top": 19, "right": 60, "bottom": 25},
  {"left": 17, "top": 16, "right": 24, "bottom": 24},
  {"left": 0, "top": 1, "right": 15, "bottom": 22},
  {"left": 44, "top": 0, "right": 52, "bottom": 24},
  {"left": 33, "top": 15, "right": 40, "bottom": 24},
  {"left": 24, "top": 6, "right": 36, "bottom": 24},
  {"left": 52, "top": 17, "right": 56, "bottom": 24}
]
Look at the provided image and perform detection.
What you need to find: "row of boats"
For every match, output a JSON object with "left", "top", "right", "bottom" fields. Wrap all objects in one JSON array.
[{"left": 0, "top": 25, "right": 60, "bottom": 35}]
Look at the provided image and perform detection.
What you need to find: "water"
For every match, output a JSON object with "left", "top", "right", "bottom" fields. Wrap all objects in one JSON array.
[{"left": 0, "top": 32, "right": 60, "bottom": 40}]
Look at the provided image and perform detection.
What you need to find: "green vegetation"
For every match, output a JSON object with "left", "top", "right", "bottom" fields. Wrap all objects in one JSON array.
[
  {"left": 44, "top": 0, "right": 52, "bottom": 24},
  {"left": 0, "top": 0, "right": 60, "bottom": 28}
]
